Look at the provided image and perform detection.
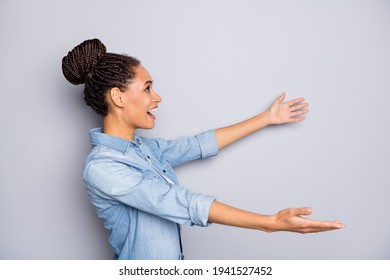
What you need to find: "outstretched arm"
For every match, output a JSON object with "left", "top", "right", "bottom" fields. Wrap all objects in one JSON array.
[
  {"left": 215, "top": 92, "right": 309, "bottom": 150},
  {"left": 208, "top": 201, "right": 344, "bottom": 233},
  {"left": 211, "top": 93, "right": 344, "bottom": 233}
]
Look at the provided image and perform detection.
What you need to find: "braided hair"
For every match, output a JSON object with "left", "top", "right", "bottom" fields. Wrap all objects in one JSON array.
[{"left": 62, "top": 38, "right": 140, "bottom": 116}]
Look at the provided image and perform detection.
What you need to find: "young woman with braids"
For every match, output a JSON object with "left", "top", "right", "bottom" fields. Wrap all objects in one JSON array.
[{"left": 62, "top": 38, "right": 344, "bottom": 260}]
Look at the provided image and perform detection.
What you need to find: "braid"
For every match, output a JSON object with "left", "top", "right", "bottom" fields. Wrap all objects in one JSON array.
[{"left": 62, "top": 39, "right": 140, "bottom": 116}]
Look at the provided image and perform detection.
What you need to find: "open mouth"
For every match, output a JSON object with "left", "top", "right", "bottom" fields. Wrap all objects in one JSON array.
[{"left": 147, "top": 107, "right": 158, "bottom": 120}]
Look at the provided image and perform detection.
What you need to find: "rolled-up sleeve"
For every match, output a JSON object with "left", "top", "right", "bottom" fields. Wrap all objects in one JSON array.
[
  {"left": 84, "top": 159, "right": 215, "bottom": 227},
  {"left": 153, "top": 129, "right": 219, "bottom": 167},
  {"left": 195, "top": 129, "right": 219, "bottom": 158}
]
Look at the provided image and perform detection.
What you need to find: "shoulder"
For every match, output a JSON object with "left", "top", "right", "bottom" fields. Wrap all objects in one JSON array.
[
  {"left": 83, "top": 143, "right": 139, "bottom": 181},
  {"left": 138, "top": 135, "right": 165, "bottom": 147},
  {"left": 83, "top": 151, "right": 145, "bottom": 195}
]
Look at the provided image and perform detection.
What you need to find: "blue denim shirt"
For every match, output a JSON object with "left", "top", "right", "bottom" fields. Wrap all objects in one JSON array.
[{"left": 83, "top": 128, "right": 218, "bottom": 259}]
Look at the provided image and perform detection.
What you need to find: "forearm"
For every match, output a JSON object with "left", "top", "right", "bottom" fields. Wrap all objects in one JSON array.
[
  {"left": 208, "top": 201, "right": 345, "bottom": 234},
  {"left": 215, "top": 111, "right": 271, "bottom": 150},
  {"left": 214, "top": 93, "right": 309, "bottom": 150},
  {"left": 208, "top": 201, "right": 273, "bottom": 232}
]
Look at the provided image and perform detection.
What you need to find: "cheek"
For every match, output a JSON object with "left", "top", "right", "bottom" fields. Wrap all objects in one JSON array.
[{"left": 126, "top": 95, "right": 150, "bottom": 114}]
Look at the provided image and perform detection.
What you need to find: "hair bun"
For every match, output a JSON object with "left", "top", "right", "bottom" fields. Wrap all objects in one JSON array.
[{"left": 62, "top": 38, "right": 107, "bottom": 85}]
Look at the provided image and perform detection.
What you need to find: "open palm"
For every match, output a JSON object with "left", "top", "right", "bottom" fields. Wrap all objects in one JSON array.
[{"left": 268, "top": 92, "right": 309, "bottom": 125}]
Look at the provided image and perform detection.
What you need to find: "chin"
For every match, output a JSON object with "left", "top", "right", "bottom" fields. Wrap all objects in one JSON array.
[{"left": 143, "top": 123, "right": 155, "bottom": 129}]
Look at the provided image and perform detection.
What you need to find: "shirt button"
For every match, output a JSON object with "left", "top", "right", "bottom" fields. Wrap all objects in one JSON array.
[{"left": 163, "top": 169, "right": 166, "bottom": 173}]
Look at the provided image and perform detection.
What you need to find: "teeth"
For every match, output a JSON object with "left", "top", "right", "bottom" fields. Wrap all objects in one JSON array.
[{"left": 148, "top": 108, "right": 158, "bottom": 113}]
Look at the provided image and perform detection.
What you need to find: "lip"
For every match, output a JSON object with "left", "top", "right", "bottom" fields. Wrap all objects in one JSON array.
[
  {"left": 147, "top": 105, "right": 158, "bottom": 120},
  {"left": 147, "top": 105, "right": 158, "bottom": 112}
]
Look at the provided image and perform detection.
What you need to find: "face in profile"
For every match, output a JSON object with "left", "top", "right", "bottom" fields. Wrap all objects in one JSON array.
[{"left": 117, "top": 65, "right": 162, "bottom": 131}]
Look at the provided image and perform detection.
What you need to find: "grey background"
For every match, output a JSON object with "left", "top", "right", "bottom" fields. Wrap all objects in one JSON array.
[{"left": 1, "top": 0, "right": 389, "bottom": 259}]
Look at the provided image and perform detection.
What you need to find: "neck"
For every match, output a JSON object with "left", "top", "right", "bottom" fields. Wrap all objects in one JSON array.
[{"left": 103, "top": 114, "right": 135, "bottom": 141}]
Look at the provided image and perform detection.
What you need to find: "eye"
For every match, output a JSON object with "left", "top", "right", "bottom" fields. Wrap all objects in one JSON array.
[{"left": 145, "top": 85, "right": 151, "bottom": 93}]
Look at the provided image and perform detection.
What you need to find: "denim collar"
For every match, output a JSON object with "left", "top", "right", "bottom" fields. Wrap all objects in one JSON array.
[{"left": 89, "top": 127, "right": 142, "bottom": 154}]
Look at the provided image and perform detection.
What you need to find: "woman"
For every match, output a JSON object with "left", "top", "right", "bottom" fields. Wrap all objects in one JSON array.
[{"left": 62, "top": 38, "right": 344, "bottom": 260}]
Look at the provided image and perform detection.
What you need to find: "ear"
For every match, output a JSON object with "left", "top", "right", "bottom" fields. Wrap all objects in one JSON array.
[{"left": 108, "top": 87, "right": 124, "bottom": 108}]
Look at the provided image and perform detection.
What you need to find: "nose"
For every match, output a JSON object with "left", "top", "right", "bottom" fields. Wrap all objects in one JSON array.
[{"left": 152, "top": 91, "right": 162, "bottom": 103}]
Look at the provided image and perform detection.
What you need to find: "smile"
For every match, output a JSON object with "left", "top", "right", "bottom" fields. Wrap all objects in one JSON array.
[{"left": 147, "top": 107, "right": 158, "bottom": 120}]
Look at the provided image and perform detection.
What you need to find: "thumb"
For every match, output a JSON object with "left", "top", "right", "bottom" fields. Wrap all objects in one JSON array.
[
  {"left": 296, "top": 207, "right": 313, "bottom": 216},
  {"left": 276, "top": 92, "right": 286, "bottom": 103}
]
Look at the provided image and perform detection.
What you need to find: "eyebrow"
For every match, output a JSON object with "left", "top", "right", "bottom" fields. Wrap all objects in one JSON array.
[{"left": 144, "top": 80, "right": 153, "bottom": 86}]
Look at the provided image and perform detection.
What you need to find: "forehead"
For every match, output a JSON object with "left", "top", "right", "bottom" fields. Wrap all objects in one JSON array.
[{"left": 134, "top": 65, "right": 152, "bottom": 82}]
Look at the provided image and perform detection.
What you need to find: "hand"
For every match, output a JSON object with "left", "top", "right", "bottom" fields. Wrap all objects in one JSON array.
[
  {"left": 269, "top": 207, "right": 345, "bottom": 233},
  {"left": 268, "top": 92, "right": 309, "bottom": 125}
]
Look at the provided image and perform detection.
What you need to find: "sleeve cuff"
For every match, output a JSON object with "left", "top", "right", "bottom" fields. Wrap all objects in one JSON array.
[
  {"left": 195, "top": 129, "right": 219, "bottom": 158},
  {"left": 188, "top": 194, "right": 216, "bottom": 227}
]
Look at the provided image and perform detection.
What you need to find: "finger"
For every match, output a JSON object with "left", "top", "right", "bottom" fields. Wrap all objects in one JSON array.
[
  {"left": 297, "top": 222, "right": 342, "bottom": 234},
  {"left": 294, "top": 207, "right": 313, "bottom": 216},
  {"left": 287, "top": 98, "right": 305, "bottom": 106},
  {"left": 331, "top": 221, "right": 345, "bottom": 228},
  {"left": 291, "top": 109, "right": 309, "bottom": 117},
  {"left": 276, "top": 92, "right": 286, "bottom": 104},
  {"left": 321, "top": 221, "right": 345, "bottom": 229},
  {"left": 306, "top": 221, "right": 345, "bottom": 232},
  {"left": 290, "top": 116, "right": 305, "bottom": 122},
  {"left": 290, "top": 103, "right": 309, "bottom": 112}
]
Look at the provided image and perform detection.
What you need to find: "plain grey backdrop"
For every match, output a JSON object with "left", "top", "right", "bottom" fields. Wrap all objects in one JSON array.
[{"left": 1, "top": 0, "right": 389, "bottom": 259}]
